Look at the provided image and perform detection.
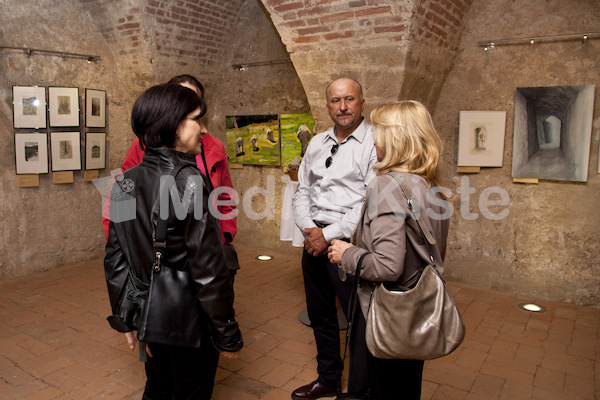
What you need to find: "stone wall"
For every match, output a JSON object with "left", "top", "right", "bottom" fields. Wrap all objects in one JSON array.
[
  {"left": 433, "top": 0, "right": 600, "bottom": 306},
  {"left": 1, "top": 0, "right": 599, "bottom": 307}
]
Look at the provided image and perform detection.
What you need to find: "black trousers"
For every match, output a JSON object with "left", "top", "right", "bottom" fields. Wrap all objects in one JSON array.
[
  {"left": 347, "top": 304, "right": 424, "bottom": 400},
  {"left": 302, "top": 250, "right": 355, "bottom": 386},
  {"left": 143, "top": 342, "right": 220, "bottom": 400}
]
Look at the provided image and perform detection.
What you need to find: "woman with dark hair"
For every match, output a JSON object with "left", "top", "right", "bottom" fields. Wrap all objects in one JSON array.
[
  {"left": 104, "top": 83, "right": 242, "bottom": 399},
  {"left": 103, "top": 76, "right": 240, "bottom": 285}
]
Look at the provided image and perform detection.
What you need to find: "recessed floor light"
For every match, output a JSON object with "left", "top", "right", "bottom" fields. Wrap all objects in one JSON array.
[
  {"left": 517, "top": 302, "right": 547, "bottom": 313},
  {"left": 256, "top": 255, "right": 273, "bottom": 261}
]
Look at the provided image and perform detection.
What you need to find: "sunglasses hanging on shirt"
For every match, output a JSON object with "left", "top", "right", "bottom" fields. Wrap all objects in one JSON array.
[{"left": 325, "top": 143, "right": 339, "bottom": 168}]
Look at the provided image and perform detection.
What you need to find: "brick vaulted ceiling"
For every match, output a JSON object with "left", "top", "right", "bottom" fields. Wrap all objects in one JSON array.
[{"left": 77, "top": 0, "right": 472, "bottom": 120}]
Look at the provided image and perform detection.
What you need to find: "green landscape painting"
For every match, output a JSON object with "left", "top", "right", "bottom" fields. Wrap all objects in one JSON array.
[
  {"left": 226, "top": 113, "right": 315, "bottom": 166},
  {"left": 280, "top": 114, "right": 315, "bottom": 166},
  {"left": 226, "top": 115, "right": 280, "bottom": 165}
]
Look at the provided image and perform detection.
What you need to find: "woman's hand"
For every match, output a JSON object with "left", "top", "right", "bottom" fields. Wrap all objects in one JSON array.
[
  {"left": 328, "top": 239, "right": 353, "bottom": 264},
  {"left": 124, "top": 331, "right": 138, "bottom": 352},
  {"left": 124, "top": 331, "right": 153, "bottom": 357}
]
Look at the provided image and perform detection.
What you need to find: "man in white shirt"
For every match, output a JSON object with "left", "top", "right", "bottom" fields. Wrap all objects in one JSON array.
[{"left": 291, "top": 77, "right": 377, "bottom": 400}]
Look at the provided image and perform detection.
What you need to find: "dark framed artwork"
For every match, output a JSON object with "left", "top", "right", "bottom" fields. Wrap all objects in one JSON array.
[
  {"left": 13, "top": 86, "right": 47, "bottom": 129},
  {"left": 49, "top": 87, "right": 80, "bottom": 127},
  {"left": 50, "top": 131, "right": 81, "bottom": 171},
  {"left": 512, "top": 85, "right": 595, "bottom": 182},
  {"left": 14, "top": 132, "right": 49, "bottom": 174},
  {"left": 85, "top": 132, "right": 106, "bottom": 170},
  {"left": 225, "top": 114, "right": 281, "bottom": 166},
  {"left": 85, "top": 89, "right": 106, "bottom": 127}
]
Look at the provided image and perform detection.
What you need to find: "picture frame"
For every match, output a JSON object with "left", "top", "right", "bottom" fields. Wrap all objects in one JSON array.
[
  {"left": 457, "top": 111, "right": 506, "bottom": 167},
  {"left": 512, "top": 85, "right": 595, "bottom": 182},
  {"left": 49, "top": 87, "right": 80, "bottom": 127},
  {"left": 50, "top": 131, "right": 81, "bottom": 171},
  {"left": 85, "top": 132, "right": 106, "bottom": 170},
  {"left": 280, "top": 114, "right": 315, "bottom": 166},
  {"left": 225, "top": 114, "right": 281, "bottom": 166},
  {"left": 14, "top": 132, "right": 49, "bottom": 174},
  {"left": 85, "top": 89, "right": 106, "bottom": 127},
  {"left": 13, "top": 86, "right": 47, "bottom": 129}
]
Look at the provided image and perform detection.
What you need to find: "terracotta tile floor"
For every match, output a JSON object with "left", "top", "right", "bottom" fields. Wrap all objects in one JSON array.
[{"left": 0, "top": 240, "right": 598, "bottom": 399}]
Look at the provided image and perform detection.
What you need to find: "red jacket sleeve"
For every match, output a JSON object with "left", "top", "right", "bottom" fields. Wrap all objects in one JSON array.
[
  {"left": 121, "top": 138, "right": 145, "bottom": 172},
  {"left": 214, "top": 159, "right": 237, "bottom": 243}
]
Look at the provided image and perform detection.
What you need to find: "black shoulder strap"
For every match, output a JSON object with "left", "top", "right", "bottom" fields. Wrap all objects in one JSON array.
[{"left": 153, "top": 163, "right": 189, "bottom": 271}]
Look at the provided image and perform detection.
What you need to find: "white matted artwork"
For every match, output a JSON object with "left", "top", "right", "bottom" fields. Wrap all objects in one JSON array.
[
  {"left": 50, "top": 131, "right": 81, "bottom": 171},
  {"left": 49, "top": 87, "right": 80, "bottom": 127},
  {"left": 13, "top": 86, "right": 47, "bottom": 129},
  {"left": 85, "top": 132, "right": 106, "bottom": 170},
  {"left": 14, "top": 132, "right": 49, "bottom": 174},
  {"left": 85, "top": 89, "right": 106, "bottom": 127},
  {"left": 457, "top": 111, "right": 506, "bottom": 167}
]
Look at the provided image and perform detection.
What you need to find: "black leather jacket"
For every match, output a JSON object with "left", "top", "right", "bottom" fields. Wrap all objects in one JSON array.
[{"left": 104, "top": 147, "right": 243, "bottom": 352}]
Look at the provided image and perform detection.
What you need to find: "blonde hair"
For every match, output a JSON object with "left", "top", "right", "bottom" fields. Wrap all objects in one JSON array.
[{"left": 370, "top": 100, "right": 442, "bottom": 186}]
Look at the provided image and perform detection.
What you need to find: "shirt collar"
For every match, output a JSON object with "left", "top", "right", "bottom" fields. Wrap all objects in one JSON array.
[{"left": 322, "top": 117, "right": 368, "bottom": 144}]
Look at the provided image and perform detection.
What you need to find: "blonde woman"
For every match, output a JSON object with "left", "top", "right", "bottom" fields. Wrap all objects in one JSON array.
[{"left": 328, "top": 100, "right": 449, "bottom": 399}]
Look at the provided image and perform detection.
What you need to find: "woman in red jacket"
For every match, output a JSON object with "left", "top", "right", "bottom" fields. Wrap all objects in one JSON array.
[{"left": 103, "top": 75, "right": 239, "bottom": 276}]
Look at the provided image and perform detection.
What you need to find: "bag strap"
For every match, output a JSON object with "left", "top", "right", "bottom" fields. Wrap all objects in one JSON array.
[
  {"left": 390, "top": 175, "right": 436, "bottom": 247},
  {"left": 389, "top": 175, "right": 439, "bottom": 267},
  {"left": 342, "top": 251, "right": 369, "bottom": 361},
  {"left": 153, "top": 163, "right": 190, "bottom": 272}
]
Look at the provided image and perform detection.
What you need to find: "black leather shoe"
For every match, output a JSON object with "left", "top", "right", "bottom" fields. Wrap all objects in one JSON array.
[{"left": 291, "top": 380, "right": 340, "bottom": 399}]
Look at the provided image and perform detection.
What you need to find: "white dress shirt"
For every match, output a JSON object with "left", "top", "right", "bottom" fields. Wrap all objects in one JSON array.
[{"left": 292, "top": 118, "right": 377, "bottom": 243}]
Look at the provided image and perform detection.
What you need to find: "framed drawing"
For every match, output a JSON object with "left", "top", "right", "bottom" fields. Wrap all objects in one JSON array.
[
  {"left": 85, "top": 132, "right": 106, "bottom": 170},
  {"left": 14, "top": 132, "right": 49, "bottom": 174},
  {"left": 13, "top": 86, "right": 47, "bottom": 129},
  {"left": 512, "top": 85, "right": 595, "bottom": 182},
  {"left": 50, "top": 131, "right": 81, "bottom": 171},
  {"left": 225, "top": 114, "right": 281, "bottom": 166},
  {"left": 457, "top": 111, "right": 506, "bottom": 167},
  {"left": 85, "top": 89, "right": 106, "bottom": 127},
  {"left": 49, "top": 87, "right": 80, "bottom": 127}
]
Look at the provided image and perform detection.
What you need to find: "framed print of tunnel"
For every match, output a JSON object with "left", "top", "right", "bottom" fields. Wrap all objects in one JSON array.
[
  {"left": 226, "top": 114, "right": 281, "bottom": 166},
  {"left": 511, "top": 85, "right": 595, "bottom": 182}
]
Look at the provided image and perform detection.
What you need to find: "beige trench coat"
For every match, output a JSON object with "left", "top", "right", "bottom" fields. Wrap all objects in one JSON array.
[{"left": 340, "top": 171, "right": 450, "bottom": 317}]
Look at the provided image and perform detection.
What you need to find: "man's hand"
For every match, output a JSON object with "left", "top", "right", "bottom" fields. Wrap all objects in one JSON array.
[{"left": 302, "top": 227, "right": 328, "bottom": 256}]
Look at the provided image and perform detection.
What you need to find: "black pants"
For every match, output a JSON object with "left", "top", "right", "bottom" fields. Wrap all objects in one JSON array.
[
  {"left": 347, "top": 304, "right": 424, "bottom": 400},
  {"left": 143, "top": 342, "right": 220, "bottom": 400},
  {"left": 302, "top": 250, "right": 355, "bottom": 386}
]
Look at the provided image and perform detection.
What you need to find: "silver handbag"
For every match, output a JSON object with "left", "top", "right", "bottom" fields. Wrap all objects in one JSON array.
[{"left": 364, "top": 176, "right": 465, "bottom": 360}]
